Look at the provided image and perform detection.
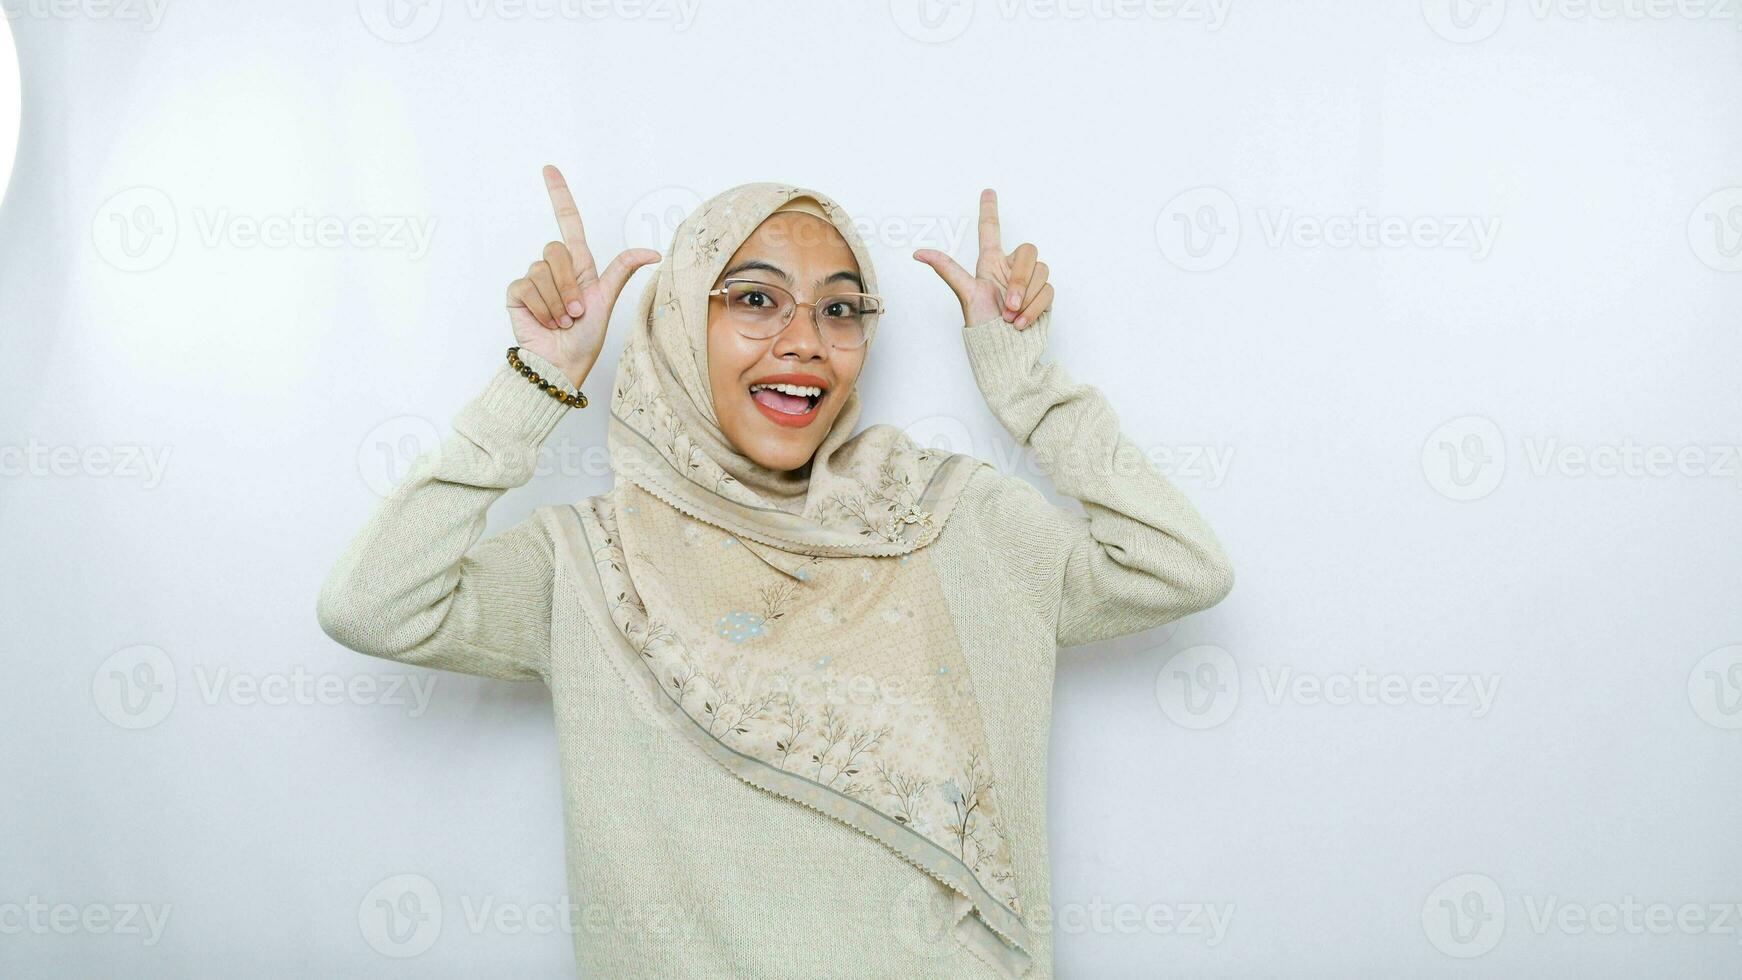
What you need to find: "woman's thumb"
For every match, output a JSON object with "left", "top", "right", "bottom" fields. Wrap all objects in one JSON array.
[
  {"left": 912, "top": 248, "right": 974, "bottom": 300},
  {"left": 599, "top": 248, "right": 661, "bottom": 307}
]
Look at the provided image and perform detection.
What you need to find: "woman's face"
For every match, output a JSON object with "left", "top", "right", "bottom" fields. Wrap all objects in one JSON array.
[{"left": 706, "top": 210, "right": 868, "bottom": 472}]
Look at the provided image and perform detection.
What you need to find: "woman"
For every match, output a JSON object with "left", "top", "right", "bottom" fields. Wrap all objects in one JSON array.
[{"left": 316, "top": 165, "right": 1234, "bottom": 978}]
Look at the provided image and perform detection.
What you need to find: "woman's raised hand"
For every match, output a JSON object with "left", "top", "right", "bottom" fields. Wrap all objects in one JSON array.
[
  {"left": 506, "top": 165, "right": 662, "bottom": 388},
  {"left": 912, "top": 188, "right": 1054, "bottom": 330}
]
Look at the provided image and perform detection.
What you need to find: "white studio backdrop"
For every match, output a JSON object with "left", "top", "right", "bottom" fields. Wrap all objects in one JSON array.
[{"left": 2, "top": 2, "right": 1739, "bottom": 977}]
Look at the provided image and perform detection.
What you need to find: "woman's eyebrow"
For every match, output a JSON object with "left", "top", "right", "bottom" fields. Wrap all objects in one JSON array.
[
  {"left": 723, "top": 260, "right": 864, "bottom": 292},
  {"left": 722, "top": 259, "right": 790, "bottom": 283},
  {"left": 821, "top": 270, "right": 865, "bottom": 292}
]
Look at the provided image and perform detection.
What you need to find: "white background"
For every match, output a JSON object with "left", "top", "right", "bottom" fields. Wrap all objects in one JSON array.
[{"left": 2, "top": 1, "right": 1740, "bottom": 976}]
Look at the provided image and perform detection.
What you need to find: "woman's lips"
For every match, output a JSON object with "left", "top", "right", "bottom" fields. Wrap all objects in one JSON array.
[{"left": 750, "top": 387, "right": 823, "bottom": 428}]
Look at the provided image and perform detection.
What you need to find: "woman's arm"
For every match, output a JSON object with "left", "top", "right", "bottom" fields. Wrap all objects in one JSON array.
[
  {"left": 317, "top": 165, "right": 658, "bottom": 680},
  {"left": 959, "top": 309, "right": 1234, "bottom": 649},
  {"left": 314, "top": 348, "right": 577, "bottom": 681}
]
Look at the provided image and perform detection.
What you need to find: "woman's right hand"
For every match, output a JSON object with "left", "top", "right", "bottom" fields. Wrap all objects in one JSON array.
[{"left": 506, "top": 165, "right": 662, "bottom": 389}]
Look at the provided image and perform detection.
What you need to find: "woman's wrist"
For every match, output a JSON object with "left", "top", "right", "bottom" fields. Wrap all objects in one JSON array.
[{"left": 514, "top": 347, "right": 587, "bottom": 395}]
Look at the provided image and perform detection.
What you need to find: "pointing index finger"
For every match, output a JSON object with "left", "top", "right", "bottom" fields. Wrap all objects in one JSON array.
[
  {"left": 977, "top": 187, "right": 1001, "bottom": 258},
  {"left": 543, "top": 164, "right": 593, "bottom": 271}
]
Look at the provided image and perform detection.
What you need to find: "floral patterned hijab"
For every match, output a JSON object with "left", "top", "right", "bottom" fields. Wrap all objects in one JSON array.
[{"left": 548, "top": 181, "right": 1034, "bottom": 974}]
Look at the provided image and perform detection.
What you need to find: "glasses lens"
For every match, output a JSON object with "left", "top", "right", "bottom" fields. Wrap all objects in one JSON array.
[
  {"left": 817, "top": 294, "right": 878, "bottom": 349},
  {"left": 722, "top": 280, "right": 795, "bottom": 338}
]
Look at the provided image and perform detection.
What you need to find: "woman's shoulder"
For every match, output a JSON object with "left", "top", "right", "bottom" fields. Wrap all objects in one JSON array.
[{"left": 937, "top": 458, "right": 1077, "bottom": 561}]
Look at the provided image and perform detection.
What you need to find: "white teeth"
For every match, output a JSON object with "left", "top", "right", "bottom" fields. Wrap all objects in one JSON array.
[{"left": 750, "top": 382, "right": 823, "bottom": 398}]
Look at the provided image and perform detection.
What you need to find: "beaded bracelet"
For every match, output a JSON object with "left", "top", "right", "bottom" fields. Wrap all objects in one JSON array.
[{"left": 506, "top": 347, "right": 588, "bottom": 408}]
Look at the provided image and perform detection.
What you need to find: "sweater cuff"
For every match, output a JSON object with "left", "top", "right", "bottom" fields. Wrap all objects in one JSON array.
[
  {"left": 961, "top": 308, "right": 1051, "bottom": 391},
  {"left": 468, "top": 348, "right": 578, "bottom": 448}
]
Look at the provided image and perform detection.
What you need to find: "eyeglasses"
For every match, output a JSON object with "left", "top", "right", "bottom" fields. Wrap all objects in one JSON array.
[{"left": 706, "top": 278, "right": 884, "bottom": 350}]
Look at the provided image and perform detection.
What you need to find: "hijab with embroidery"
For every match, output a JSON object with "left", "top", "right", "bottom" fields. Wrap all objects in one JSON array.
[{"left": 550, "top": 181, "right": 1033, "bottom": 976}]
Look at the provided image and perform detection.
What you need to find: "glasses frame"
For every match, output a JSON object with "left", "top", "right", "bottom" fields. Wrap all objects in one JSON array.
[{"left": 706, "top": 277, "right": 885, "bottom": 351}]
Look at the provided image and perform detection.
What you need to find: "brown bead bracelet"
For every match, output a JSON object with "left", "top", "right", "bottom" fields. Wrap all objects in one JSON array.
[{"left": 506, "top": 347, "right": 588, "bottom": 408}]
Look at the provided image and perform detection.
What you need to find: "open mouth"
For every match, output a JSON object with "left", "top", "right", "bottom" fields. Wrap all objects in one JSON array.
[{"left": 749, "top": 378, "right": 827, "bottom": 428}]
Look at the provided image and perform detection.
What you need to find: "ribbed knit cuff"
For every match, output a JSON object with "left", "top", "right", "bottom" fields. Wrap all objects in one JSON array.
[
  {"left": 468, "top": 347, "right": 581, "bottom": 448},
  {"left": 961, "top": 308, "right": 1056, "bottom": 446},
  {"left": 961, "top": 308, "right": 1050, "bottom": 389}
]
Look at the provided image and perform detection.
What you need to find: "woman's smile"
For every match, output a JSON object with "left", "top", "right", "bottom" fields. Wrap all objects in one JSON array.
[{"left": 746, "top": 371, "right": 830, "bottom": 427}]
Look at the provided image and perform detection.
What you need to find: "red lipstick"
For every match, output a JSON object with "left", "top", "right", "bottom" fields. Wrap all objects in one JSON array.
[{"left": 747, "top": 372, "right": 830, "bottom": 429}]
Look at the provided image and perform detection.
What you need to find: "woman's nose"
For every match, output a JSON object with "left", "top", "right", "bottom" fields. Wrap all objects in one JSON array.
[{"left": 771, "top": 306, "right": 827, "bottom": 360}]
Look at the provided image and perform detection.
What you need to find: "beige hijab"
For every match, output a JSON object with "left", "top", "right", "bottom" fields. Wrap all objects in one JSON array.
[{"left": 547, "top": 181, "right": 1033, "bottom": 975}]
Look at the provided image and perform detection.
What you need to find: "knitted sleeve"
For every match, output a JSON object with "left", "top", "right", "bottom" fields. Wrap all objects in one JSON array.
[
  {"left": 314, "top": 348, "right": 582, "bottom": 682},
  {"left": 958, "top": 309, "right": 1235, "bottom": 649}
]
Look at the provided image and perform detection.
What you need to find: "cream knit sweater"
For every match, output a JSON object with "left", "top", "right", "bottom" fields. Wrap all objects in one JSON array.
[{"left": 315, "top": 311, "right": 1234, "bottom": 978}]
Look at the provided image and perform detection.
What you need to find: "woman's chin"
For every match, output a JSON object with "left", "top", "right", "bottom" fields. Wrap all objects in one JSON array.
[
  {"left": 745, "top": 441, "right": 817, "bottom": 473},
  {"left": 723, "top": 423, "right": 818, "bottom": 471},
  {"left": 716, "top": 404, "right": 827, "bottom": 469}
]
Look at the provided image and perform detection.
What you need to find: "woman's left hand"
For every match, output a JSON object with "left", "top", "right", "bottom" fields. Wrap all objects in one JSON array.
[{"left": 913, "top": 188, "right": 1054, "bottom": 330}]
